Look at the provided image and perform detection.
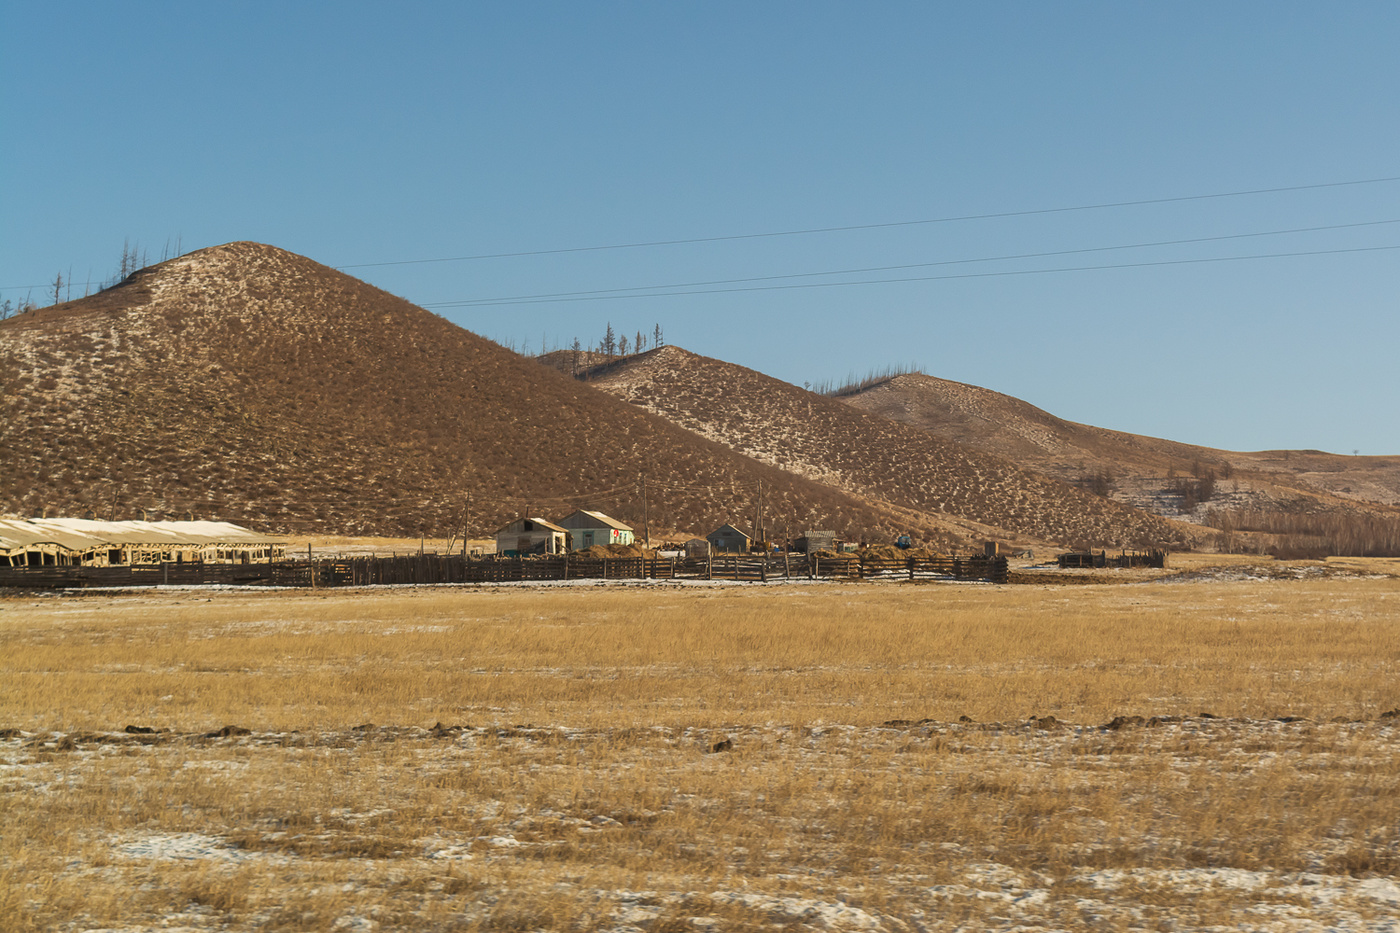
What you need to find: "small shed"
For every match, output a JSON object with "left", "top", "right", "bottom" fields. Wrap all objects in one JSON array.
[
  {"left": 794, "top": 530, "right": 835, "bottom": 554},
  {"left": 706, "top": 523, "right": 752, "bottom": 554},
  {"left": 683, "top": 537, "right": 710, "bottom": 559},
  {"left": 494, "top": 517, "right": 569, "bottom": 557},
  {"left": 557, "top": 509, "right": 634, "bottom": 550}
]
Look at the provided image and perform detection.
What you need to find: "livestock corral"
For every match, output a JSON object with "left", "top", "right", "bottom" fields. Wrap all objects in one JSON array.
[{"left": 0, "top": 550, "right": 1010, "bottom": 588}]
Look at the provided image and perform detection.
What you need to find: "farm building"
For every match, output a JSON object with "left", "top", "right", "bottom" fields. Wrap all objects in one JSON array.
[
  {"left": 794, "top": 530, "right": 835, "bottom": 553},
  {"left": 557, "top": 510, "right": 634, "bottom": 550},
  {"left": 494, "top": 517, "right": 570, "bottom": 556},
  {"left": 0, "top": 518, "right": 285, "bottom": 567},
  {"left": 684, "top": 537, "right": 710, "bottom": 559},
  {"left": 706, "top": 523, "right": 752, "bottom": 554}
]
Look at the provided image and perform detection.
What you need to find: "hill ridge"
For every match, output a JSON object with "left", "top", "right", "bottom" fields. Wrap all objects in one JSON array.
[
  {"left": 583, "top": 346, "right": 1195, "bottom": 548},
  {"left": 0, "top": 243, "right": 950, "bottom": 542}
]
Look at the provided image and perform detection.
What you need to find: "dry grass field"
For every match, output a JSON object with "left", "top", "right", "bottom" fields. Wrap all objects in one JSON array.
[{"left": 3, "top": 561, "right": 1400, "bottom": 931}]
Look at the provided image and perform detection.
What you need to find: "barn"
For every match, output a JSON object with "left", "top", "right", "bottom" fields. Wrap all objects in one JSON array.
[
  {"left": 557, "top": 510, "right": 635, "bottom": 551},
  {"left": 0, "top": 518, "right": 285, "bottom": 568},
  {"left": 494, "top": 517, "right": 570, "bottom": 556}
]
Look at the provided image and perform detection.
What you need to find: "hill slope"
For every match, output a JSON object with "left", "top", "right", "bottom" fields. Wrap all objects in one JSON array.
[
  {"left": 578, "top": 346, "right": 1194, "bottom": 549},
  {"left": 0, "top": 243, "right": 949, "bottom": 542},
  {"left": 840, "top": 373, "right": 1400, "bottom": 517}
]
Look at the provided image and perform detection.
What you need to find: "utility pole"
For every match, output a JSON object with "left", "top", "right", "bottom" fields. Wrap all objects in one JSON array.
[
  {"left": 753, "top": 478, "right": 762, "bottom": 550},
  {"left": 640, "top": 471, "right": 651, "bottom": 549}
]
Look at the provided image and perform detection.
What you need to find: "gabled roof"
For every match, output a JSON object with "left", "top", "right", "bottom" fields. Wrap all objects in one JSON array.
[
  {"left": 707, "top": 523, "right": 752, "bottom": 539},
  {"left": 494, "top": 516, "right": 569, "bottom": 535},
  {"left": 0, "top": 518, "right": 282, "bottom": 554},
  {"left": 558, "top": 509, "right": 633, "bottom": 531}
]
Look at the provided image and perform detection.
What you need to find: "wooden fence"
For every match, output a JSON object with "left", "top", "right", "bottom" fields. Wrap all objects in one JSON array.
[
  {"left": 0, "top": 562, "right": 273, "bottom": 589},
  {"left": 1057, "top": 549, "right": 1168, "bottom": 569},
  {"left": 0, "top": 553, "right": 1008, "bottom": 590}
]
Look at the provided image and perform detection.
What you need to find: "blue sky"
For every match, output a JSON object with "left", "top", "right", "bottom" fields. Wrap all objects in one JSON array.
[{"left": 4, "top": 2, "right": 1398, "bottom": 454}]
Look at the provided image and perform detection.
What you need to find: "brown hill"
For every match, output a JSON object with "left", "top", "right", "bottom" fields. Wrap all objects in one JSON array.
[
  {"left": 0, "top": 243, "right": 953, "bottom": 542},
  {"left": 577, "top": 346, "right": 1195, "bottom": 549},
  {"left": 841, "top": 372, "right": 1400, "bottom": 512}
]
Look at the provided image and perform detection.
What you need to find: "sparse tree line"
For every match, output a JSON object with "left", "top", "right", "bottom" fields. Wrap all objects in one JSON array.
[
  {"left": 524, "top": 322, "right": 667, "bottom": 378},
  {"left": 1166, "top": 460, "right": 1234, "bottom": 511},
  {"left": 1205, "top": 507, "right": 1400, "bottom": 558},
  {"left": 810, "top": 363, "right": 925, "bottom": 397},
  {"left": 0, "top": 238, "right": 185, "bottom": 321}
]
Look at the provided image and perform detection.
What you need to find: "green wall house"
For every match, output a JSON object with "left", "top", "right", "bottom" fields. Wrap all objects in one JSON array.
[{"left": 557, "top": 509, "right": 635, "bottom": 550}]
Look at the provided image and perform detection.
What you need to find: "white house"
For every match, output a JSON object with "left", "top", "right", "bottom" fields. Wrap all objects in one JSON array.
[{"left": 494, "top": 517, "right": 570, "bottom": 556}]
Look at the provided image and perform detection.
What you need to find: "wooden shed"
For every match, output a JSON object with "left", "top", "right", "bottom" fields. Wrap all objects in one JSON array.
[
  {"left": 706, "top": 523, "right": 752, "bottom": 554},
  {"left": 494, "top": 517, "right": 569, "bottom": 557},
  {"left": 557, "top": 509, "right": 634, "bottom": 551},
  {"left": 793, "top": 530, "right": 835, "bottom": 554}
]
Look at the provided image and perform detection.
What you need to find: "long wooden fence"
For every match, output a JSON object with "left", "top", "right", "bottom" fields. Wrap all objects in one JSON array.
[{"left": 0, "top": 553, "right": 1008, "bottom": 590}]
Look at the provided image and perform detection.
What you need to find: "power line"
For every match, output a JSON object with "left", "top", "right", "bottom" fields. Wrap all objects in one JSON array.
[
  {"left": 424, "top": 217, "right": 1400, "bottom": 309},
  {"left": 335, "top": 175, "right": 1400, "bottom": 270},
  {"left": 424, "top": 243, "right": 1400, "bottom": 308},
  {"left": 6, "top": 175, "right": 1397, "bottom": 294}
]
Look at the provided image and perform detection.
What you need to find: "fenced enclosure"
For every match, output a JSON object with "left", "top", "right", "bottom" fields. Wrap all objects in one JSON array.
[
  {"left": 1057, "top": 549, "right": 1169, "bottom": 569},
  {"left": 0, "top": 552, "right": 1009, "bottom": 589}
]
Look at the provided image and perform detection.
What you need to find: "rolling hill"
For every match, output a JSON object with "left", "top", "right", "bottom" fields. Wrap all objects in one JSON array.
[
  {"left": 838, "top": 372, "right": 1400, "bottom": 521},
  {"left": 564, "top": 346, "right": 1196, "bottom": 549},
  {"left": 0, "top": 243, "right": 958, "bottom": 543}
]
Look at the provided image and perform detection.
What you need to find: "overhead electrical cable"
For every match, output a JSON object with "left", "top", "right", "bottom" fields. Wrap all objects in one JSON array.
[
  {"left": 335, "top": 175, "right": 1400, "bottom": 270},
  {"left": 423, "top": 217, "right": 1400, "bottom": 309},
  {"left": 6, "top": 176, "right": 1397, "bottom": 292},
  {"left": 426, "top": 243, "right": 1400, "bottom": 308}
]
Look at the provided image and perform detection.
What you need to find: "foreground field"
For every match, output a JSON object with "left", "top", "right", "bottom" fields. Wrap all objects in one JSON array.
[{"left": 3, "top": 564, "right": 1399, "bottom": 931}]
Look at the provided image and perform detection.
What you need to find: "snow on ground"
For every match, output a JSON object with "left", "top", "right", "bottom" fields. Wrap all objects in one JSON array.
[{"left": 6, "top": 716, "right": 1400, "bottom": 932}]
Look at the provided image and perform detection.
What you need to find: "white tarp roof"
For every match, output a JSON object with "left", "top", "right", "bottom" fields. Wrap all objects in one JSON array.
[{"left": 0, "top": 518, "right": 283, "bottom": 554}]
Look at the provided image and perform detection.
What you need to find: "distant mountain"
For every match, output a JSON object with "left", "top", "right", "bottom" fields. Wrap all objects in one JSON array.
[
  {"left": 838, "top": 372, "right": 1400, "bottom": 517},
  {"left": 573, "top": 346, "right": 1195, "bottom": 549},
  {"left": 0, "top": 243, "right": 950, "bottom": 542}
]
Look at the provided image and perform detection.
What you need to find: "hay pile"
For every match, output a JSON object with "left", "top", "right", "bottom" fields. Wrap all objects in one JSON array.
[
  {"left": 575, "top": 543, "right": 648, "bottom": 559},
  {"left": 860, "top": 544, "right": 937, "bottom": 560}
]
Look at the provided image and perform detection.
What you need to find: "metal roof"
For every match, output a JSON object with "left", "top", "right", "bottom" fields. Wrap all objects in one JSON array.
[
  {"left": 494, "top": 517, "right": 570, "bottom": 535},
  {"left": 0, "top": 518, "right": 283, "bottom": 555},
  {"left": 558, "top": 509, "right": 634, "bottom": 531}
]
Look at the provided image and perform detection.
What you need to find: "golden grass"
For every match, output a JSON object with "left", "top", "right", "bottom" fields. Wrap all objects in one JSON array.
[{"left": 3, "top": 570, "right": 1399, "bottom": 931}]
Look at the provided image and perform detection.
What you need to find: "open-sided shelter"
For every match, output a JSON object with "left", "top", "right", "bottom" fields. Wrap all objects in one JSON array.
[{"left": 0, "top": 518, "right": 285, "bottom": 567}]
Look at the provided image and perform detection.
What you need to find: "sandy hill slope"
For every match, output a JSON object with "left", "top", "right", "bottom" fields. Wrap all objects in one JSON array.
[
  {"left": 0, "top": 243, "right": 949, "bottom": 541},
  {"left": 841, "top": 373, "right": 1400, "bottom": 519},
  {"left": 580, "top": 346, "right": 1195, "bottom": 549}
]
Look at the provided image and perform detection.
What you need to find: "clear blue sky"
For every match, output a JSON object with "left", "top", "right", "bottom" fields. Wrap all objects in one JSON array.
[{"left": 4, "top": 2, "right": 1398, "bottom": 454}]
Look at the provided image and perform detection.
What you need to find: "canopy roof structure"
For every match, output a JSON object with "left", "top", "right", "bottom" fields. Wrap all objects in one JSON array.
[{"left": 0, "top": 518, "right": 283, "bottom": 557}]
